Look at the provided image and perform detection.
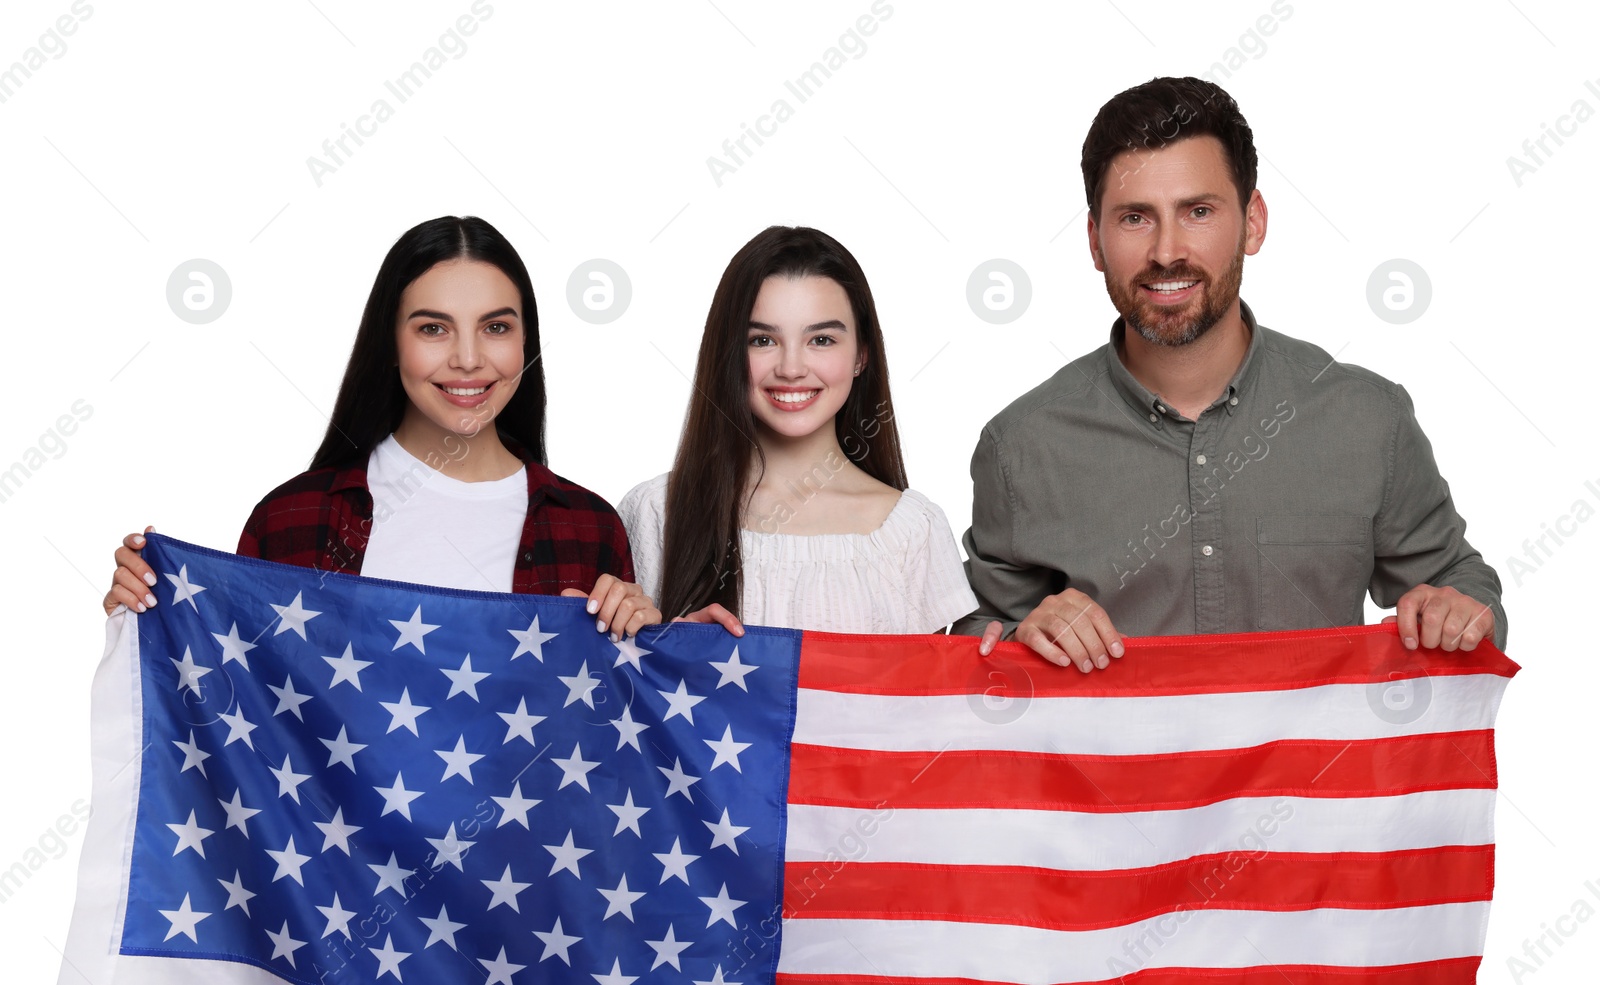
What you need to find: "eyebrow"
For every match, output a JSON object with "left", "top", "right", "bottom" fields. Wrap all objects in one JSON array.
[
  {"left": 1108, "top": 194, "right": 1226, "bottom": 213},
  {"left": 748, "top": 319, "right": 850, "bottom": 333},
  {"left": 405, "top": 307, "right": 520, "bottom": 322}
]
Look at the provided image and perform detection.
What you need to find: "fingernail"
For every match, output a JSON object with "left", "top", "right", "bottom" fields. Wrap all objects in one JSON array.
[
  {"left": 1110, "top": 641, "right": 1124, "bottom": 658},
  {"left": 596, "top": 619, "right": 606, "bottom": 634},
  {"left": 610, "top": 632, "right": 619, "bottom": 643},
  {"left": 143, "top": 572, "right": 157, "bottom": 587},
  {"left": 144, "top": 593, "right": 157, "bottom": 607},
  {"left": 1080, "top": 661, "right": 1092, "bottom": 673},
  {"left": 1096, "top": 655, "right": 1108, "bottom": 669},
  {"left": 979, "top": 641, "right": 992, "bottom": 656},
  {"left": 1404, "top": 636, "right": 1417, "bottom": 649},
  {"left": 133, "top": 536, "right": 145, "bottom": 547},
  {"left": 587, "top": 599, "right": 599, "bottom": 615},
  {"left": 135, "top": 603, "right": 145, "bottom": 613}
]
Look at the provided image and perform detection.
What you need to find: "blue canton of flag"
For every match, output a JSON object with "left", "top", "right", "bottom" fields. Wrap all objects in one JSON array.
[{"left": 81, "top": 534, "right": 796, "bottom": 984}]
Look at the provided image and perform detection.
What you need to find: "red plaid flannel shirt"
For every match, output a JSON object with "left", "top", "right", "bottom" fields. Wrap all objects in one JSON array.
[{"left": 236, "top": 450, "right": 634, "bottom": 595}]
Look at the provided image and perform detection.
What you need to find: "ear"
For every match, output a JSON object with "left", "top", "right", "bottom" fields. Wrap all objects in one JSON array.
[
  {"left": 1243, "top": 188, "right": 1267, "bottom": 256},
  {"left": 1087, "top": 211, "right": 1106, "bottom": 273},
  {"left": 853, "top": 349, "right": 867, "bottom": 377}
]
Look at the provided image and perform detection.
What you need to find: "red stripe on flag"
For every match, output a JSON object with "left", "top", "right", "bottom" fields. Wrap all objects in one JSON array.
[
  {"left": 781, "top": 848, "right": 1493, "bottom": 931},
  {"left": 776, "top": 956, "right": 1483, "bottom": 985},
  {"left": 788, "top": 732, "right": 1498, "bottom": 812},
  {"left": 797, "top": 625, "right": 1518, "bottom": 697}
]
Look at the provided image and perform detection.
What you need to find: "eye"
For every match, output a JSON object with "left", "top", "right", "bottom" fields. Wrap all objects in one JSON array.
[
  {"left": 1192, "top": 206, "right": 1212, "bottom": 219},
  {"left": 484, "top": 321, "right": 513, "bottom": 335},
  {"left": 1121, "top": 213, "right": 1145, "bottom": 226},
  {"left": 747, "top": 334, "right": 775, "bottom": 348},
  {"left": 417, "top": 322, "right": 447, "bottom": 337},
  {"left": 811, "top": 334, "right": 838, "bottom": 347}
]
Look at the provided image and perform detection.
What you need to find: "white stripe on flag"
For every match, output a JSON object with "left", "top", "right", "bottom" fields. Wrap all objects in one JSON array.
[
  {"left": 793, "top": 675, "right": 1506, "bottom": 754},
  {"left": 777, "top": 902, "right": 1492, "bottom": 981},
  {"left": 785, "top": 790, "right": 1496, "bottom": 869}
]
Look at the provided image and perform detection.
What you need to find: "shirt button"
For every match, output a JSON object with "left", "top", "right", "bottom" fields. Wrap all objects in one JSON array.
[
  {"left": 1202, "top": 545, "right": 1214, "bottom": 556},
  {"left": 1229, "top": 397, "right": 1239, "bottom": 406},
  {"left": 522, "top": 552, "right": 533, "bottom": 562},
  {"left": 1156, "top": 404, "right": 1167, "bottom": 414},
  {"left": 1196, "top": 454, "right": 1207, "bottom": 465},
  {"left": 1148, "top": 413, "right": 1158, "bottom": 423}
]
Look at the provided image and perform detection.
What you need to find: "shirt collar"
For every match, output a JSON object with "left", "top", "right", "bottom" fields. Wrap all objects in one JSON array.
[
  {"left": 1103, "top": 301, "right": 1263, "bottom": 427},
  {"left": 328, "top": 432, "right": 571, "bottom": 508}
]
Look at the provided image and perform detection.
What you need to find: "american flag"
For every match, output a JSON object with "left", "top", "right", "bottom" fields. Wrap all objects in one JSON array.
[{"left": 61, "top": 535, "right": 1516, "bottom": 984}]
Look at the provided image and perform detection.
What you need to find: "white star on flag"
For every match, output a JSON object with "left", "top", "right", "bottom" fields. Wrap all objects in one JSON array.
[
  {"left": 268, "top": 674, "right": 313, "bottom": 719},
  {"left": 217, "top": 705, "right": 257, "bottom": 749},
  {"left": 419, "top": 905, "right": 466, "bottom": 950},
  {"left": 508, "top": 615, "right": 558, "bottom": 660},
  {"left": 172, "top": 730, "right": 211, "bottom": 777},
  {"left": 217, "top": 871, "right": 255, "bottom": 916},
  {"left": 425, "top": 823, "right": 476, "bottom": 871},
  {"left": 211, "top": 622, "right": 257, "bottom": 669},
  {"left": 389, "top": 605, "right": 439, "bottom": 653},
  {"left": 318, "top": 725, "right": 366, "bottom": 772},
  {"left": 265, "top": 920, "right": 305, "bottom": 967},
  {"left": 373, "top": 772, "right": 423, "bottom": 820},
  {"left": 164, "top": 564, "right": 206, "bottom": 611},
  {"left": 497, "top": 697, "right": 545, "bottom": 745},
  {"left": 609, "top": 703, "right": 649, "bottom": 752},
  {"left": 646, "top": 924, "right": 694, "bottom": 971},
  {"left": 481, "top": 864, "right": 531, "bottom": 912},
  {"left": 694, "top": 965, "right": 742, "bottom": 985},
  {"left": 269, "top": 755, "right": 310, "bottom": 803},
  {"left": 657, "top": 757, "right": 701, "bottom": 800},
  {"left": 594, "top": 958, "right": 640, "bottom": 984},
  {"left": 269, "top": 591, "right": 320, "bottom": 639},
  {"left": 606, "top": 790, "right": 651, "bottom": 836},
  {"left": 704, "top": 725, "right": 752, "bottom": 772},
  {"left": 169, "top": 647, "right": 211, "bottom": 696},
  {"left": 440, "top": 654, "right": 489, "bottom": 700},
  {"left": 704, "top": 808, "right": 749, "bottom": 854},
  {"left": 435, "top": 735, "right": 485, "bottom": 784},
  {"left": 313, "top": 807, "right": 362, "bottom": 855},
  {"left": 598, "top": 873, "right": 646, "bottom": 921},
  {"left": 321, "top": 644, "right": 372, "bottom": 691},
  {"left": 552, "top": 743, "right": 600, "bottom": 791},
  {"left": 380, "top": 688, "right": 431, "bottom": 735},
  {"left": 491, "top": 781, "right": 540, "bottom": 829},
  {"left": 265, "top": 836, "right": 310, "bottom": 885},
  {"left": 613, "top": 635, "right": 650, "bottom": 671},
  {"left": 699, "top": 883, "right": 747, "bottom": 928},
  {"left": 543, "top": 830, "right": 594, "bottom": 878},
  {"left": 166, "top": 810, "right": 213, "bottom": 858},
  {"left": 657, "top": 679, "right": 706, "bottom": 724},
  {"left": 653, "top": 837, "right": 700, "bottom": 885},
  {"left": 558, "top": 659, "right": 602, "bottom": 708},
  {"left": 368, "top": 852, "right": 414, "bottom": 898},
  {"left": 480, "top": 946, "right": 526, "bottom": 985},
  {"left": 369, "top": 933, "right": 411, "bottom": 980},
  {"left": 533, "top": 916, "right": 581, "bottom": 964},
  {"left": 709, "top": 646, "right": 758, "bottom": 690},
  {"left": 216, "top": 789, "right": 259, "bottom": 836},
  {"left": 316, "top": 893, "right": 356, "bottom": 939},
  {"left": 158, "top": 893, "right": 210, "bottom": 943}
]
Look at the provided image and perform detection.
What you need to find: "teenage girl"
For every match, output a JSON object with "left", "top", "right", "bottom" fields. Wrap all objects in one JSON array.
[{"left": 619, "top": 225, "right": 975, "bottom": 635}]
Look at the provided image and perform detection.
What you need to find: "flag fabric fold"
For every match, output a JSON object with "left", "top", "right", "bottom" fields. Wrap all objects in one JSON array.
[{"left": 60, "top": 534, "right": 1517, "bottom": 985}]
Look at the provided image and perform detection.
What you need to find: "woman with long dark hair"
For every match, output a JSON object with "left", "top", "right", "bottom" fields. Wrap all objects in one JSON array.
[
  {"left": 104, "top": 215, "right": 656, "bottom": 637},
  {"left": 619, "top": 225, "right": 975, "bottom": 634}
]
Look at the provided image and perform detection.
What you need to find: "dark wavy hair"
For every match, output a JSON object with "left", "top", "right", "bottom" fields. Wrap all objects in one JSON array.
[
  {"left": 309, "top": 215, "right": 546, "bottom": 470},
  {"left": 1081, "top": 76, "right": 1258, "bottom": 216},
  {"left": 658, "top": 226, "right": 907, "bottom": 619}
]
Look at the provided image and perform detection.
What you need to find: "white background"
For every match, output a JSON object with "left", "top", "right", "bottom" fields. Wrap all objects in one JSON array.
[{"left": 2, "top": 1, "right": 1593, "bottom": 980}]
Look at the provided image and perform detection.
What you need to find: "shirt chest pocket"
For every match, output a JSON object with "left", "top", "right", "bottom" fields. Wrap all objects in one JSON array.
[{"left": 1255, "top": 515, "right": 1373, "bottom": 631}]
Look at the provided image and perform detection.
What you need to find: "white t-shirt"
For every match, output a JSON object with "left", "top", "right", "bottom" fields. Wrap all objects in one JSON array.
[
  {"left": 361, "top": 435, "right": 528, "bottom": 592},
  {"left": 618, "top": 472, "right": 978, "bottom": 634}
]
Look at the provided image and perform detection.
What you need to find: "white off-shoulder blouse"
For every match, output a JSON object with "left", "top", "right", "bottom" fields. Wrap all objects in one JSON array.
[{"left": 617, "top": 473, "right": 978, "bottom": 634}]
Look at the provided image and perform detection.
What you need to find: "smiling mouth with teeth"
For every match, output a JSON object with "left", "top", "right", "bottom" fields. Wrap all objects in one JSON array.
[
  {"left": 1146, "top": 280, "right": 1200, "bottom": 294},
  {"left": 769, "top": 389, "right": 820, "bottom": 403},
  {"left": 440, "top": 384, "right": 490, "bottom": 396}
]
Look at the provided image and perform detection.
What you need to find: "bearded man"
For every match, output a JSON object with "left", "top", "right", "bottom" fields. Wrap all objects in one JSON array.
[{"left": 955, "top": 76, "right": 1505, "bottom": 669}]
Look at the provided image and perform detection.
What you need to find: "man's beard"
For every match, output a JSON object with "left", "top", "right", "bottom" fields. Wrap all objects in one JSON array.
[{"left": 1105, "top": 241, "right": 1245, "bottom": 347}]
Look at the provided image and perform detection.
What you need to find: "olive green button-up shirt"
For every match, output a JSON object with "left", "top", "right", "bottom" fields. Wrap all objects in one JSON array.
[{"left": 954, "top": 305, "right": 1507, "bottom": 648}]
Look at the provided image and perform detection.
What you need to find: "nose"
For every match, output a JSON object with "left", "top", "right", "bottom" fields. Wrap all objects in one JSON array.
[
  {"left": 449, "top": 329, "right": 484, "bottom": 371},
  {"left": 775, "top": 340, "right": 806, "bottom": 379},
  {"left": 1152, "top": 219, "right": 1186, "bottom": 271}
]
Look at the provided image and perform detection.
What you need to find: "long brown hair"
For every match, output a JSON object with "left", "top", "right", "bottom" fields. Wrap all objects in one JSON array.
[{"left": 658, "top": 226, "right": 907, "bottom": 619}]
